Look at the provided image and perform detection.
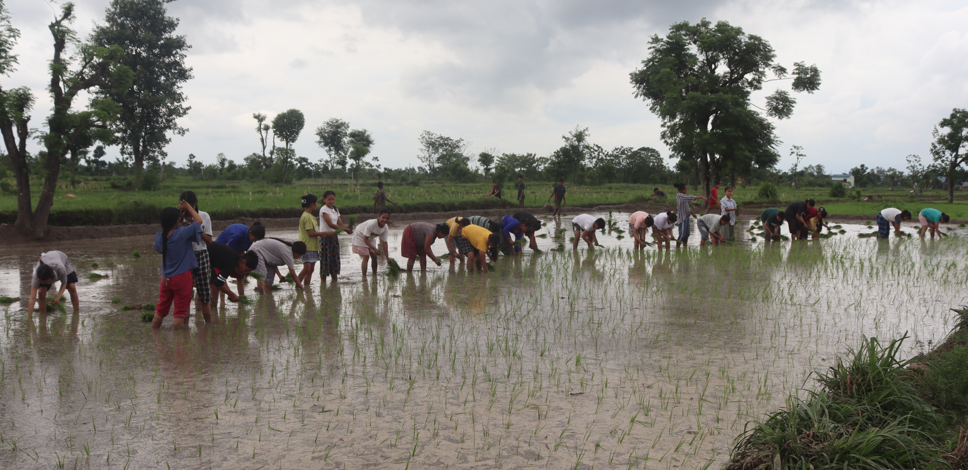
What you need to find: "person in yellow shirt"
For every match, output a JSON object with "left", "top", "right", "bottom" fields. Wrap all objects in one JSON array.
[
  {"left": 298, "top": 194, "right": 327, "bottom": 286},
  {"left": 460, "top": 223, "right": 501, "bottom": 273}
]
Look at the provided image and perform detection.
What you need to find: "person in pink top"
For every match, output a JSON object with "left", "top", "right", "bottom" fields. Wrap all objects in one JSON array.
[{"left": 628, "top": 211, "right": 654, "bottom": 250}]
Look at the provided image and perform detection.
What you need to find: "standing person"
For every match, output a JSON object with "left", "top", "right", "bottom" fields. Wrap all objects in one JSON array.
[
  {"left": 373, "top": 182, "right": 398, "bottom": 214},
  {"left": 484, "top": 181, "right": 502, "bottom": 199},
  {"left": 179, "top": 191, "right": 213, "bottom": 324},
  {"left": 674, "top": 183, "right": 706, "bottom": 248},
  {"left": 697, "top": 214, "right": 730, "bottom": 246},
  {"left": 516, "top": 175, "right": 526, "bottom": 208},
  {"left": 651, "top": 211, "right": 677, "bottom": 248},
  {"left": 214, "top": 222, "right": 260, "bottom": 254},
  {"left": 318, "top": 190, "right": 353, "bottom": 285},
  {"left": 207, "top": 242, "right": 257, "bottom": 310},
  {"left": 877, "top": 208, "right": 912, "bottom": 239},
  {"left": 249, "top": 237, "right": 306, "bottom": 291},
  {"left": 628, "top": 211, "right": 654, "bottom": 250},
  {"left": 705, "top": 183, "right": 721, "bottom": 214},
  {"left": 571, "top": 214, "right": 606, "bottom": 249},
  {"left": 298, "top": 194, "right": 327, "bottom": 287},
  {"left": 401, "top": 222, "right": 448, "bottom": 272},
  {"left": 512, "top": 211, "right": 543, "bottom": 251},
  {"left": 547, "top": 179, "right": 566, "bottom": 217},
  {"left": 27, "top": 251, "right": 79, "bottom": 315},
  {"left": 152, "top": 201, "right": 202, "bottom": 330},
  {"left": 760, "top": 208, "right": 786, "bottom": 240},
  {"left": 352, "top": 210, "right": 391, "bottom": 276},
  {"left": 460, "top": 223, "right": 502, "bottom": 273},
  {"left": 720, "top": 187, "right": 738, "bottom": 241},
  {"left": 784, "top": 200, "right": 811, "bottom": 241},
  {"left": 918, "top": 208, "right": 950, "bottom": 238}
]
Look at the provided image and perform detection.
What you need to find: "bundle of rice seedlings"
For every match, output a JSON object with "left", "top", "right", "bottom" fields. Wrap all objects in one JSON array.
[
  {"left": 91, "top": 262, "right": 100, "bottom": 268},
  {"left": 140, "top": 312, "right": 154, "bottom": 323},
  {"left": 45, "top": 299, "right": 67, "bottom": 314},
  {"left": 87, "top": 273, "right": 107, "bottom": 281},
  {"left": 237, "top": 295, "right": 253, "bottom": 305},
  {"left": 536, "top": 233, "right": 548, "bottom": 239},
  {"left": 0, "top": 296, "right": 17, "bottom": 304},
  {"left": 838, "top": 229, "right": 847, "bottom": 234},
  {"left": 121, "top": 305, "right": 137, "bottom": 311},
  {"left": 387, "top": 258, "right": 402, "bottom": 277},
  {"left": 832, "top": 225, "right": 843, "bottom": 229},
  {"left": 554, "top": 244, "right": 565, "bottom": 251},
  {"left": 249, "top": 272, "right": 265, "bottom": 280},
  {"left": 132, "top": 250, "right": 140, "bottom": 258},
  {"left": 111, "top": 296, "right": 122, "bottom": 304},
  {"left": 486, "top": 263, "right": 497, "bottom": 271},
  {"left": 615, "top": 235, "right": 625, "bottom": 240},
  {"left": 283, "top": 273, "right": 295, "bottom": 283},
  {"left": 348, "top": 215, "right": 357, "bottom": 228},
  {"left": 270, "top": 284, "right": 282, "bottom": 291},
  {"left": 142, "top": 303, "right": 155, "bottom": 311}
]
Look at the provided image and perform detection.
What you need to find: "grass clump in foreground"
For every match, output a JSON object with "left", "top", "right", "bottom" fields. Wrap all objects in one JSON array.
[{"left": 727, "top": 307, "right": 968, "bottom": 470}]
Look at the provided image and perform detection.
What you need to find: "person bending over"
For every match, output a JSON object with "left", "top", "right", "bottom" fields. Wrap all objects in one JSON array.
[
  {"left": 460, "top": 223, "right": 502, "bottom": 273},
  {"left": 249, "top": 236, "right": 306, "bottom": 291},
  {"left": 698, "top": 214, "right": 730, "bottom": 246},
  {"left": 571, "top": 214, "right": 606, "bottom": 249},
  {"left": 918, "top": 208, "right": 950, "bottom": 239},
  {"left": 402, "top": 222, "right": 448, "bottom": 272},
  {"left": 760, "top": 208, "right": 786, "bottom": 240},
  {"left": 628, "top": 211, "right": 654, "bottom": 250},
  {"left": 353, "top": 211, "right": 391, "bottom": 276},
  {"left": 28, "top": 251, "right": 79, "bottom": 315},
  {"left": 877, "top": 208, "right": 912, "bottom": 239},
  {"left": 207, "top": 242, "right": 257, "bottom": 311},
  {"left": 651, "top": 211, "right": 677, "bottom": 248}
]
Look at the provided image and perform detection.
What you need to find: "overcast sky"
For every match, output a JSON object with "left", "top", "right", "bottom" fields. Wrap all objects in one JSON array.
[{"left": 6, "top": 0, "right": 968, "bottom": 175}]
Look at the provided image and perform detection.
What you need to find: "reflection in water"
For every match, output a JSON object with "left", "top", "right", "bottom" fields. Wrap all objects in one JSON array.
[{"left": 0, "top": 220, "right": 967, "bottom": 468}]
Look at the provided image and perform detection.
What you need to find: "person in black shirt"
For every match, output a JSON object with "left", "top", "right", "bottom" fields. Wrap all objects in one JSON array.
[
  {"left": 208, "top": 242, "right": 258, "bottom": 310},
  {"left": 784, "top": 201, "right": 810, "bottom": 241},
  {"left": 485, "top": 181, "right": 502, "bottom": 199},
  {"left": 516, "top": 175, "right": 526, "bottom": 208},
  {"left": 653, "top": 187, "right": 666, "bottom": 199},
  {"left": 513, "top": 211, "right": 543, "bottom": 251},
  {"left": 546, "top": 179, "right": 566, "bottom": 217}
]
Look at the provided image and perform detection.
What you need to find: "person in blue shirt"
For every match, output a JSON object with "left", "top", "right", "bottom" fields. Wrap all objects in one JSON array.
[
  {"left": 214, "top": 222, "right": 261, "bottom": 254},
  {"left": 152, "top": 200, "right": 202, "bottom": 330},
  {"left": 918, "top": 208, "right": 950, "bottom": 238},
  {"left": 500, "top": 215, "right": 525, "bottom": 256}
]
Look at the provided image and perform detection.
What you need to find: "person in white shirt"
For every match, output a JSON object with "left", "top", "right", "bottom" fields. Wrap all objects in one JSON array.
[
  {"left": 28, "top": 251, "right": 79, "bottom": 315},
  {"left": 571, "top": 214, "right": 606, "bottom": 249},
  {"left": 697, "top": 214, "right": 730, "bottom": 246},
  {"left": 352, "top": 211, "right": 391, "bottom": 276},
  {"left": 877, "top": 208, "right": 912, "bottom": 239},
  {"left": 720, "top": 186, "right": 739, "bottom": 241},
  {"left": 651, "top": 211, "right": 677, "bottom": 248},
  {"left": 180, "top": 191, "right": 213, "bottom": 323}
]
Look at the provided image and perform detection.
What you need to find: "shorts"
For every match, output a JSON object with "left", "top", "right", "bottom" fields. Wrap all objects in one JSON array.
[
  {"left": 192, "top": 249, "right": 212, "bottom": 303},
  {"left": 254, "top": 257, "right": 283, "bottom": 286},
  {"left": 352, "top": 245, "right": 372, "bottom": 256},
  {"left": 919, "top": 212, "right": 930, "bottom": 227},
  {"left": 38, "top": 271, "right": 78, "bottom": 289},
  {"left": 454, "top": 235, "right": 474, "bottom": 254},
  {"left": 555, "top": 199, "right": 562, "bottom": 208},
  {"left": 302, "top": 251, "right": 321, "bottom": 263},
  {"left": 572, "top": 222, "right": 583, "bottom": 233},
  {"left": 697, "top": 219, "right": 710, "bottom": 240}
]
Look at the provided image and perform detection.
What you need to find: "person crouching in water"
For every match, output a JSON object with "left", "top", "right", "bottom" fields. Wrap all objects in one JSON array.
[
  {"left": 460, "top": 222, "right": 502, "bottom": 273},
  {"left": 698, "top": 213, "right": 730, "bottom": 246},
  {"left": 401, "top": 222, "right": 448, "bottom": 272},
  {"left": 628, "top": 211, "right": 654, "bottom": 250},
  {"left": 249, "top": 231, "right": 306, "bottom": 291},
  {"left": 571, "top": 214, "right": 606, "bottom": 249},
  {"left": 877, "top": 208, "right": 912, "bottom": 239},
  {"left": 207, "top": 242, "right": 257, "bottom": 311},
  {"left": 153, "top": 201, "right": 203, "bottom": 329},
  {"left": 651, "top": 211, "right": 677, "bottom": 248},
  {"left": 760, "top": 208, "right": 786, "bottom": 240},
  {"left": 352, "top": 210, "right": 391, "bottom": 277},
  {"left": 28, "top": 251, "right": 79, "bottom": 315}
]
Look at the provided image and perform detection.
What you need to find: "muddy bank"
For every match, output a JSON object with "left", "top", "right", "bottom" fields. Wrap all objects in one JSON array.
[{"left": 0, "top": 201, "right": 959, "bottom": 245}]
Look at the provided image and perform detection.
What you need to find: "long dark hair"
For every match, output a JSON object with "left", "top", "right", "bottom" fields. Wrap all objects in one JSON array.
[
  {"left": 160, "top": 207, "right": 181, "bottom": 269},
  {"left": 180, "top": 191, "right": 199, "bottom": 211}
]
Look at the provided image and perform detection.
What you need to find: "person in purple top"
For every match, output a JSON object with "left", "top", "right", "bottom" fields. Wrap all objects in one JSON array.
[
  {"left": 214, "top": 222, "right": 261, "bottom": 254},
  {"left": 152, "top": 200, "right": 203, "bottom": 329},
  {"left": 500, "top": 215, "right": 526, "bottom": 255}
]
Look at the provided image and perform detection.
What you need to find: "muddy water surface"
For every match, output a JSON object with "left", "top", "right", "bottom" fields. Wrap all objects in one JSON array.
[{"left": 0, "top": 213, "right": 966, "bottom": 469}]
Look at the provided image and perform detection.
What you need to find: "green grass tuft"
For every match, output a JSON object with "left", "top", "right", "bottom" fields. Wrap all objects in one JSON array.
[
  {"left": 87, "top": 272, "right": 107, "bottom": 281},
  {"left": 140, "top": 312, "right": 154, "bottom": 323},
  {"left": 0, "top": 296, "right": 16, "bottom": 304},
  {"left": 132, "top": 250, "right": 140, "bottom": 258},
  {"left": 111, "top": 296, "right": 122, "bottom": 304},
  {"left": 91, "top": 262, "right": 99, "bottom": 268},
  {"left": 386, "top": 258, "right": 402, "bottom": 277}
]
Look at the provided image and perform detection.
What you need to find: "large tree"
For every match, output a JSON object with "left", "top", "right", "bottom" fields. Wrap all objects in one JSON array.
[
  {"left": 417, "top": 131, "right": 465, "bottom": 176},
  {"left": 315, "top": 118, "right": 350, "bottom": 183},
  {"left": 630, "top": 19, "right": 820, "bottom": 198},
  {"left": 347, "top": 128, "right": 375, "bottom": 183},
  {"left": 272, "top": 109, "right": 305, "bottom": 150},
  {"left": 930, "top": 108, "right": 968, "bottom": 203},
  {"left": 1, "top": 2, "right": 132, "bottom": 238},
  {"left": 90, "top": 0, "right": 192, "bottom": 181}
]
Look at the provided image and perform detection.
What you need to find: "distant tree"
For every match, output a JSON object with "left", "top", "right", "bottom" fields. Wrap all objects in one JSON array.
[
  {"left": 418, "top": 131, "right": 466, "bottom": 176},
  {"left": 253, "top": 113, "right": 273, "bottom": 182},
  {"left": 87, "top": 144, "right": 107, "bottom": 175},
  {"left": 187, "top": 153, "right": 202, "bottom": 176},
  {"left": 315, "top": 118, "right": 350, "bottom": 183},
  {"left": 272, "top": 109, "right": 305, "bottom": 150},
  {"left": 630, "top": 19, "right": 820, "bottom": 199},
  {"left": 66, "top": 118, "right": 95, "bottom": 183},
  {"left": 789, "top": 145, "right": 806, "bottom": 189},
  {"left": 347, "top": 128, "right": 374, "bottom": 183},
  {"left": 493, "top": 152, "right": 540, "bottom": 183},
  {"left": 930, "top": 108, "right": 968, "bottom": 203},
  {"left": 849, "top": 164, "right": 872, "bottom": 188},
  {"left": 91, "top": 0, "right": 192, "bottom": 182},
  {"left": 3, "top": 2, "right": 132, "bottom": 237},
  {"left": 477, "top": 151, "right": 495, "bottom": 179},
  {"left": 217, "top": 153, "right": 227, "bottom": 173}
]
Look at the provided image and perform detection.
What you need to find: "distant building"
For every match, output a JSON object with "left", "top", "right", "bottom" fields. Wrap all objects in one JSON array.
[{"left": 831, "top": 174, "right": 855, "bottom": 187}]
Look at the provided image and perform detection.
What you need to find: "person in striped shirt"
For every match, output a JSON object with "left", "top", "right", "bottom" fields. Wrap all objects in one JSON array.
[{"left": 674, "top": 183, "right": 706, "bottom": 248}]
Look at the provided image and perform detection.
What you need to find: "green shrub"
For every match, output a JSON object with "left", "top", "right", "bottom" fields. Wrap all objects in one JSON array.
[
  {"left": 922, "top": 345, "right": 968, "bottom": 417},
  {"left": 829, "top": 183, "right": 847, "bottom": 198},
  {"left": 0, "top": 179, "right": 14, "bottom": 195},
  {"left": 756, "top": 182, "right": 779, "bottom": 201},
  {"left": 138, "top": 172, "right": 160, "bottom": 191}
]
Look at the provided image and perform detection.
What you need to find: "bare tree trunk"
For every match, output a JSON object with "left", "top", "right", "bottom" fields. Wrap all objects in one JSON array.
[
  {"left": 1, "top": 111, "right": 34, "bottom": 232},
  {"left": 949, "top": 163, "right": 956, "bottom": 204},
  {"left": 730, "top": 169, "right": 737, "bottom": 188},
  {"left": 159, "top": 159, "right": 165, "bottom": 182},
  {"left": 69, "top": 147, "right": 79, "bottom": 183}
]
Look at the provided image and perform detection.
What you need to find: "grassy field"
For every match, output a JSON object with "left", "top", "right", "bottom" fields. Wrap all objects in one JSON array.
[{"left": 1, "top": 176, "right": 966, "bottom": 225}]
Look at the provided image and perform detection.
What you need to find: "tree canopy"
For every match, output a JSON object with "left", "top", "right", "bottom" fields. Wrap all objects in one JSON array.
[
  {"left": 931, "top": 108, "right": 968, "bottom": 203},
  {"left": 272, "top": 109, "right": 305, "bottom": 149}
]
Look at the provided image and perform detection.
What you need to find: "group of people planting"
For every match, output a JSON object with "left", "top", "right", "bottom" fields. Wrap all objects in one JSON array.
[{"left": 21, "top": 183, "right": 955, "bottom": 329}]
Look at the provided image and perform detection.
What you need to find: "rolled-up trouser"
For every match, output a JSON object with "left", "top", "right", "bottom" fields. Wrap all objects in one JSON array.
[
  {"left": 697, "top": 219, "right": 710, "bottom": 241},
  {"left": 877, "top": 213, "right": 891, "bottom": 238},
  {"left": 721, "top": 223, "right": 735, "bottom": 241}
]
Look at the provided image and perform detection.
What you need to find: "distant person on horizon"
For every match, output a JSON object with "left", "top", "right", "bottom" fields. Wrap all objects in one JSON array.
[
  {"left": 877, "top": 208, "right": 912, "bottom": 239},
  {"left": 653, "top": 187, "right": 666, "bottom": 199},
  {"left": 918, "top": 208, "right": 950, "bottom": 238},
  {"left": 547, "top": 178, "right": 566, "bottom": 217},
  {"left": 373, "top": 182, "right": 398, "bottom": 214},
  {"left": 516, "top": 175, "right": 526, "bottom": 208},
  {"left": 485, "top": 181, "right": 502, "bottom": 199}
]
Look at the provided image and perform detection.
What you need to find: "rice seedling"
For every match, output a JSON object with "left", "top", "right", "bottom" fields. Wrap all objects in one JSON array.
[
  {"left": 91, "top": 262, "right": 100, "bottom": 268},
  {"left": 131, "top": 250, "right": 140, "bottom": 258},
  {"left": 0, "top": 296, "right": 16, "bottom": 304},
  {"left": 111, "top": 296, "right": 122, "bottom": 303},
  {"left": 387, "top": 258, "right": 402, "bottom": 276},
  {"left": 87, "top": 273, "right": 107, "bottom": 281},
  {"left": 140, "top": 312, "right": 154, "bottom": 322},
  {"left": 141, "top": 303, "right": 155, "bottom": 311},
  {"left": 44, "top": 298, "right": 67, "bottom": 314},
  {"left": 237, "top": 295, "right": 253, "bottom": 305}
]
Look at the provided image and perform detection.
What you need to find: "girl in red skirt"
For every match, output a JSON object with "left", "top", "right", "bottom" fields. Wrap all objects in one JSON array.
[{"left": 401, "top": 222, "right": 448, "bottom": 272}]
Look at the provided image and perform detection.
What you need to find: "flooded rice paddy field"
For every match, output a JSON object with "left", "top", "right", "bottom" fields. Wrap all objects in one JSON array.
[{"left": 0, "top": 213, "right": 967, "bottom": 469}]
